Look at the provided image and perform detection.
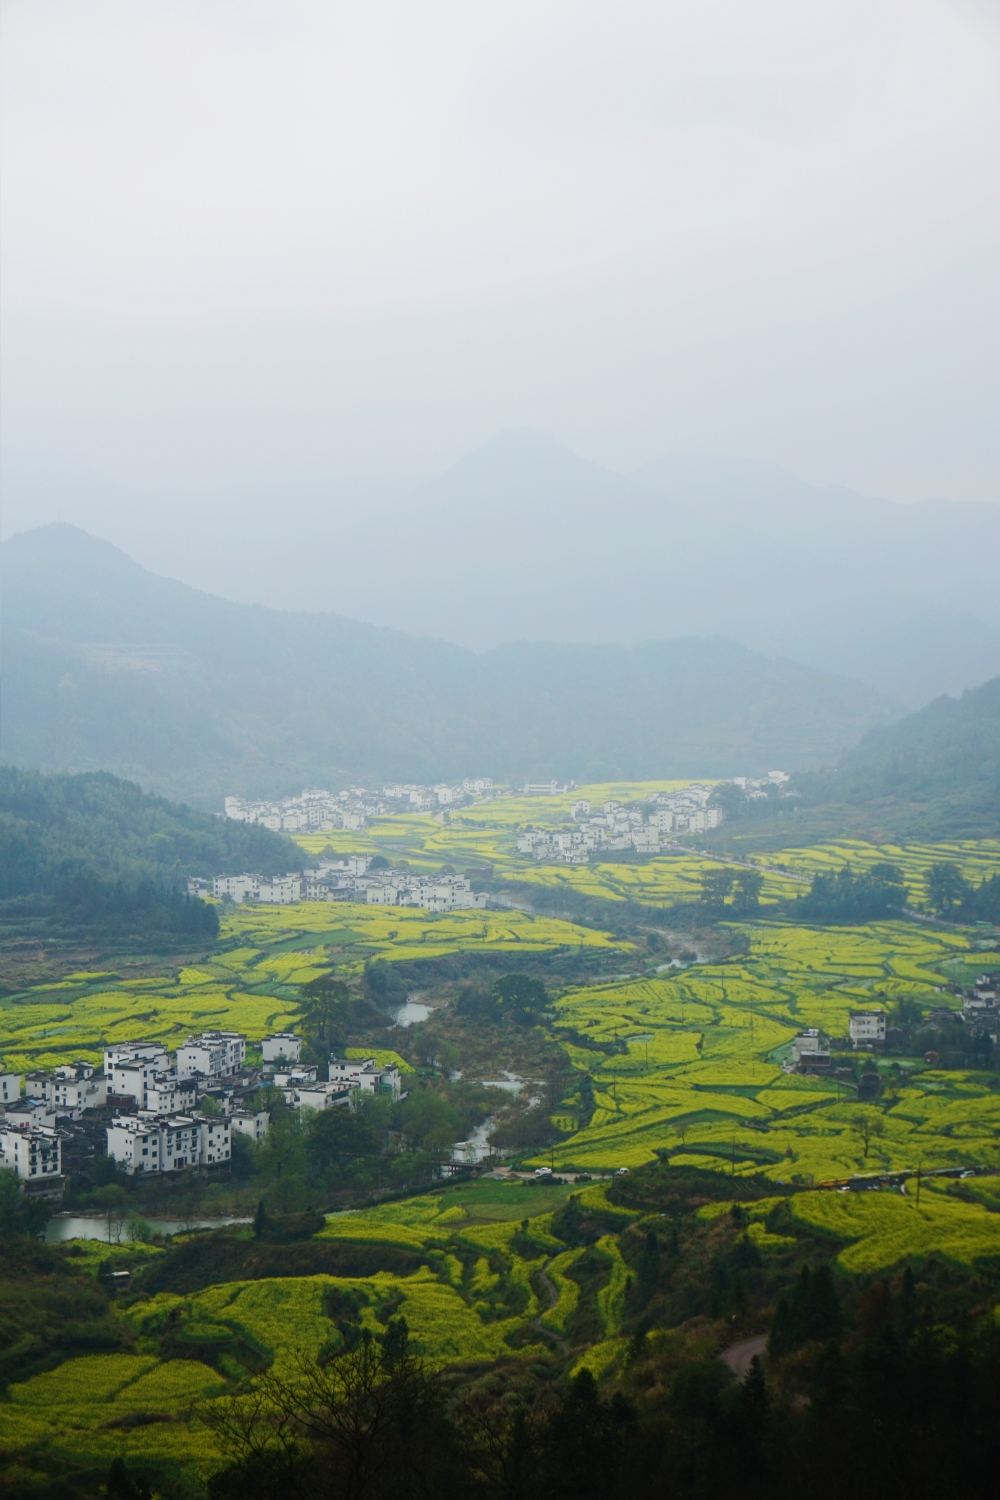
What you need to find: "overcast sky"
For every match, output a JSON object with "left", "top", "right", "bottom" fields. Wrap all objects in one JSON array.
[{"left": 2, "top": 0, "right": 998, "bottom": 553}]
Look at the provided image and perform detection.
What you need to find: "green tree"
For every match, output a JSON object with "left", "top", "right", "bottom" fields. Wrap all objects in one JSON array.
[
  {"left": 362, "top": 957, "right": 408, "bottom": 1011},
  {"left": 732, "top": 870, "right": 764, "bottom": 913},
  {"left": 926, "top": 861, "right": 969, "bottom": 914},
  {"left": 397, "top": 1087, "right": 460, "bottom": 1152},
  {"left": 257, "top": 1113, "right": 307, "bottom": 1202},
  {"left": 700, "top": 868, "right": 735, "bottom": 910},
  {"left": 769, "top": 1263, "right": 841, "bottom": 1354},
  {"left": 307, "top": 1106, "right": 381, "bottom": 1177},
  {"left": 853, "top": 1111, "right": 885, "bottom": 1158},
  {"left": 492, "top": 972, "right": 548, "bottom": 1027},
  {"left": 298, "top": 975, "right": 351, "bottom": 1049},
  {"left": 207, "top": 1328, "right": 457, "bottom": 1500},
  {"left": 0, "top": 1167, "right": 51, "bottom": 1237},
  {"left": 94, "top": 1183, "right": 130, "bottom": 1243},
  {"left": 125, "top": 1209, "right": 152, "bottom": 1243}
]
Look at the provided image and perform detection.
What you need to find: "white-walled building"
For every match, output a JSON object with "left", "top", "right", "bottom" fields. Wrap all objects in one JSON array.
[
  {"left": 213, "top": 874, "right": 260, "bottom": 904},
  {"left": 0, "top": 1072, "right": 22, "bottom": 1106},
  {"left": 176, "top": 1032, "right": 247, "bottom": 1081},
  {"left": 328, "top": 1057, "right": 402, "bottom": 1099},
  {"left": 0, "top": 1120, "right": 62, "bottom": 1183},
  {"left": 849, "top": 1011, "right": 886, "bottom": 1048},
  {"left": 49, "top": 1064, "right": 107, "bottom": 1115},
  {"left": 632, "top": 828, "right": 660, "bottom": 853},
  {"left": 293, "top": 1082, "right": 352, "bottom": 1111},
  {"left": 104, "top": 1041, "right": 170, "bottom": 1073},
  {"left": 106, "top": 1113, "right": 232, "bottom": 1175},
  {"left": 273, "top": 1065, "right": 318, "bottom": 1089},
  {"left": 145, "top": 1075, "right": 197, "bottom": 1114},
  {"left": 258, "top": 878, "right": 302, "bottom": 904},
  {"left": 104, "top": 1043, "right": 171, "bottom": 1105},
  {"left": 230, "top": 1109, "right": 270, "bottom": 1142},
  {"left": 261, "top": 1032, "right": 302, "bottom": 1063}
]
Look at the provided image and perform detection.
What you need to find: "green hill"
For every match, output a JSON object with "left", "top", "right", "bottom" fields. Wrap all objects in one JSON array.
[
  {"left": 0, "top": 525, "right": 903, "bottom": 808},
  {"left": 0, "top": 768, "right": 302, "bottom": 983},
  {"left": 713, "top": 676, "right": 1000, "bottom": 846}
]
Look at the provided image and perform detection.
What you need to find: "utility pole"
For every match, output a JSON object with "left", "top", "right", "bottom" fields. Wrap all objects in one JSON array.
[{"left": 915, "top": 1158, "right": 923, "bottom": 1207}]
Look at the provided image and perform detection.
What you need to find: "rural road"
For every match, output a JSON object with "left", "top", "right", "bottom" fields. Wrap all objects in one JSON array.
[
  {"left": 720, "top": 1334, "right": 767, "bottom": 1380},
  {"left": 533, "top": 1266, "right": 569, "bottom": 1354}
]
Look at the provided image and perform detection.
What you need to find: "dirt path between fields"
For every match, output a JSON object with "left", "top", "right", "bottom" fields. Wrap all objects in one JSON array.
[{"left": 532, "top": 1265, "right": 569, "bottom": 1355}]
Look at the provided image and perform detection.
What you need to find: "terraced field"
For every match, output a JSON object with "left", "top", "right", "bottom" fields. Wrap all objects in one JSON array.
[
  {"left": 289, "top": 786, "right": 1000, "bottom": 917},
  {"left": 539, "top": 920, "right": 1000, "bottom": 1180},
  {"left": 0, "top": 904, "right": 620, "bottom": 1073},
  {"left": 6, "top": 1171, "right": 998, "bottom": 1475}
]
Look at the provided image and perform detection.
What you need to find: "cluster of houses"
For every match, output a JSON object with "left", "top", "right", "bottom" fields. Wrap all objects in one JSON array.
[
  {"left": 516, "top": 788, "right": 726, "bottom": 864},
  {"left": 199, "top": 859, "right": 488, "bottom": 910},
  {"left": 782, "top": 979, "right": 1000, "bottom": 1079},
  {"left": 0, "top": 1026, "right": 404, "bottom": 1196},
  {"left": 732, "top": 771, "right": 791, "bottom": 799},
  {"left": 223, "top": 779, "right": 497, "bottom": 832},
  {"left": 963, "top": 973, "right": 999, "bottom": 1039}
]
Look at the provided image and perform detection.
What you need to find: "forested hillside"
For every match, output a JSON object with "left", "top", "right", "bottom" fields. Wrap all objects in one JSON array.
[
  {"left": 0, "top": 769, "right": 301, "bottom": 983},
  {"left": 711, "top": 676, "right": 1000, "bottom": 846},
  {"left": 0, "top": 524, "right": 902, "bottom": 808}
]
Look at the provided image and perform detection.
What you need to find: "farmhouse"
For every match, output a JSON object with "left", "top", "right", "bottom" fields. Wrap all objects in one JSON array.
[
  {"left": 849, "top": 1010, "right": 887, "bottom": 1048},
  {"left": 0, "top": 1071, "right": 21, "bottom": 1105},
  {"left": 176, "top": 1032, "right": 247, "bottom": 1081},
  {"left": 230, "top": 1109, "right": 271, "bottom": 1142},
  {"left": 0, "top": 1118, "right": 62, "bottom": 1186},
  {"left": 328, "top": 1056, "right": 403, "bottom": 1099},
  {"left": 106, "top": 1112, "right": 232, "bottom": 1174},
  {"left": 262, "top": 1032, "right": 302, "bottom": 1063}
]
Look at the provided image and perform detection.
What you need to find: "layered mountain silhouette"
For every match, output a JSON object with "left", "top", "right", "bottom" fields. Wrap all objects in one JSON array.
[
  {"left": 1, "top": 523, "right": 903, "bottom": 809},
  {"left": 88, "top": 431, "right": 998, "bottom": 708}
]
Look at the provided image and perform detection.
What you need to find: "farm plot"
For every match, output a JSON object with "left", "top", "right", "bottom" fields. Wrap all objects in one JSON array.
[
  {"left": 537, "top": 921, "right": 999, "bottom": 1180},
  {"left": 0, "top": 903, "right": 620, "bottom": 1072},
  {"left": 758, "top": 839, "right": 1000, "bottom": 901}
]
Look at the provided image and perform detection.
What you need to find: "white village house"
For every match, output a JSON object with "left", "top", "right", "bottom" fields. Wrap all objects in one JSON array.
[{"left": 106, "top": 1112, "right": 232, "bottom": 1175}]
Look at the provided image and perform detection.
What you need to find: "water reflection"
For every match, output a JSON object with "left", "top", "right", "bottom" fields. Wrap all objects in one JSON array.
[
  {"left": 392, "top": 998, "right": 432, "bottom": 1027},
  {"left": 452, "top": 1073, "right": 537, "bottom": 1163},
  {"left": 45, "top": 1214, "right": 251, "bottom": 1244}
]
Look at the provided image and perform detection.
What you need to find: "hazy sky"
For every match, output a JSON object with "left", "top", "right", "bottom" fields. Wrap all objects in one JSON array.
[{"left": 2, "top": 0, "right": 999, "bottom": 549}]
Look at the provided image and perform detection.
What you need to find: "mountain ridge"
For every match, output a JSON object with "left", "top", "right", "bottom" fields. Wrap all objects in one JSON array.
[{"left": 1, "top": 523, "right": 903, "bottom": 809}]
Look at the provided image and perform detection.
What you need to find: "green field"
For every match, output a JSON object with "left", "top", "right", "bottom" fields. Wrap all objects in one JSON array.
[
  {"left": 5, "top": 1170, "right": 998, "bottom": 1475},
  {"left": 0, "top": 903, "right": 621, "bottom": 1073},
  {"left": 289, "top": 791, "right": 1000, "bottom": 917},
  {"left": 537, "top": 919, "right": 999, "bottom": 1179},
  {"left": 4, "top": 818, "right": 999, "bottom": 1488}
]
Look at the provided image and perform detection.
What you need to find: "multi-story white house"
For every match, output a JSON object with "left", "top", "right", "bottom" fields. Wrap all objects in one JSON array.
[
  {"left": 258, "top": 877, "right": 303, "bottom": 904},
  {"left": 176, "top": 1032, "right": 247, "bottom": 1081},
  {"left": 230, "top": 1109, "right": 271, "bottom": 1142},
  {"left": 103, "top": 1043, "right": 171, "bottom": 1104},
  {"left": 632, "top": 828, "right": 660, "bottom": 852},
  {"left": 261, "top": 1032, "right": 302, "bottom": 1063},
  {"left": 327, "top": 1057, "right": 402, "bottom": 1099},
  {"left": 106, "top": 1113, "right": 232, "bottom": 1175},
  {"left": 849, "top": 1010, "right": 886, "bottom": 1048},
  {"left": 104, "top": 1041, "right": 170, "bottom": 1074},
  {"left": 48, "top": 1063, "right": 107, "bottom": 1115},
  {"left": 145, "top": 1075, "right": 197, "bottom": 1114},
  {"left": 0, "top": 1119, "right": 62, "bottom": 1183},
  {"left": 213, "top": 874, "right": 260, "bottom": 904},
  {"left": 293, "top": 1082, "right": 352, "bottom": 1111},
  {"left": 0, "top": 1072, "right": 22, "bottom": 1106}
]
